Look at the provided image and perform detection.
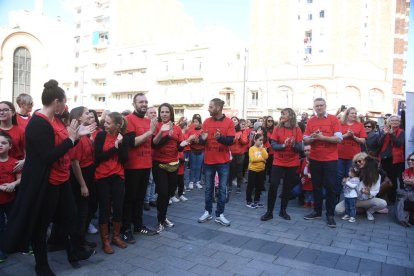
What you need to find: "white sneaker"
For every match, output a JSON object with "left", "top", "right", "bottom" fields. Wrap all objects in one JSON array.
[
  {"left": 348, "top": 217, "right": 356, "bottom": 223},
  {"left": 232, "top": 179, "right": 237, "bottom": 186},
  {"left": 188, "top": 182, "right": 194, "bottom": 190},
  {"left": 341, "top": 215, "right": 350, "bottom": 220},
  {"left": 164, "top": 218, "right": 175, "bottom": 227},
  {"left": 366, "top": 210, "right": 375, "bottom": 221},
  {"left": 171, "top": 196, "right": 180, "bottom": 203},
  {"left": 169, "top": 198, "right": 172, "bottom": 205},
  {"left": 195, "top": 182, "right": 203, "bottom": 189},
  {"left": 215, "top": 214, "right": 231, "bottom": 226},
  {"left": 87, "top": 223, "right": 98, "bottom": 234},
  {"left": 198, "top": 211, "right": 212, "bottom": 223},
  {"left": 179, "top": 195, "right": 188, "bottom": 201}
]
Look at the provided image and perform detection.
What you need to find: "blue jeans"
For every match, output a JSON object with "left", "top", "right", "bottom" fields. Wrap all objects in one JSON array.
[
  {"left": 144, "top": 171, "right": 156, "bottom": 203},
  {"left": 189, "top": 152, "right": 204, "bottom": 183},
  {"left": 204, "top": 163, "right": 229, "bottom": 217},
  {"left": 304, "top": 191, "right": 314, "bottom": 203},
  {"left": 345, "top": 197, "right": 357, "bottom": 217},
  {"left": 336, "top": 159, "right": 353, "bottom": 196},
  {"left": 0, "top": 202, "right": 13, "bottom": 240}
]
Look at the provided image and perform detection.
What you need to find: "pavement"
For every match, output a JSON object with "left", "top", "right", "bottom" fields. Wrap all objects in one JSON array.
[{"left": 1, "top": 182, "right": 414, "bottom": 276}]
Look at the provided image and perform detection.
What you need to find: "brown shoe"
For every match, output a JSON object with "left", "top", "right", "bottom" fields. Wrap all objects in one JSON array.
[
  {"left": 99, "top": 224, "right": 114, "bottom": 254},
  {"left": 111, "top": 222, "right": 127, "bottom": 249}
]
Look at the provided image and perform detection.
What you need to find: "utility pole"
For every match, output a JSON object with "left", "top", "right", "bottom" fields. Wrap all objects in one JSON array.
[{"left": 242, "top": 48, "right": 248, "bottom": 119}]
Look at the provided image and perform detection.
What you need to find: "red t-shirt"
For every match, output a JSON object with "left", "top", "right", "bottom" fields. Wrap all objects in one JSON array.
[
  {"left": 95, "top": 133, "right": 125, "bottom": 180},
  {"left": 271, "top": 127, "right": 303, "bottom": 167},
  {"left": 187, "top": 127, "right": 204, "bottom": 152},
  {"left": 48, "top": 116, "right": 71, "bottom": 185},
  {"left": 152, "top": 123, "right": 183, "bottom": 163},
  {"left": 71, "top": 135, "right": 94, "bottom": 168},
  {"left": 243, "top": 128, "right": 253, "bottom": 153},
  {"left": 267, "top": 130, "right": 274, "bottom": 155},
  {"left": 91, "top": 128, "right": 101, "bottom": 141},
  {"left": 338, "top": 122, "right": 367, "bottom": 160},
  {"left": 16, "top": 113, "right": 31, "bottom": 130},
  {"left": 124, "top": 114, "right": 152, "bottom": 169},
  {"left": 202, "top": 116, "right": 236, "bottom": 165},
  {"left": 1, "top": 126, "right": 25, "bottom": 160},
  {"left": 230, "top": 130, "right": 248, "bottom": 155},
  {"left": 0, "top": 157, "right": 18, "bottom": 204},
  {"left": 299, "top": 158, "right": 313, "bottom": 191},
  {"left": 178, "top": 151, "right": 185, "bottom": 175},
  {"left": 304, "top": 114, "right": 341, "bottom": 161}
]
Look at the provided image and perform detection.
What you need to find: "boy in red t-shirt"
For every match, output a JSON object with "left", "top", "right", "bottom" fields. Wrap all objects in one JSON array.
[{"left": 0, "top": 131, "right": 21, "bottom": 262}]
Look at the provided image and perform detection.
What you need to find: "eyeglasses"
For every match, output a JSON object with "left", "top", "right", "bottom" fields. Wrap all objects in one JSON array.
[
  {"left": 407, "top": 159, "right": 414, "bottom": 162},
  {"left": 0, "top": 109, "right": 12, "bottom": 113}
]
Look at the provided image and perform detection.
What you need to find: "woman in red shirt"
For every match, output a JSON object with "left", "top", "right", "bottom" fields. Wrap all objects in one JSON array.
[
  {"left": 228, "top": 117, "right": 248, "bottom": 194},
  {"left": 261, "top": 108, "right": 303, "bottom": 221},
  {"left": 187, "top": 116, "right": 204, "bottom": 189},
  {"left": 152, "top": 103, "right": 190, "bottom": 233},
  {"left": 0, "top": 101, "right": 25, "bottom": 172},
  {"left": 336, "top": 107, "right": 366, "bottom": 202},
  {"left": 2, "top": 80, "right": 95, "bottom": 275},
  {"left": 69, "top": 106, "right": 97, "bottom": 249},
  {"left": 94, "top": 112, "right": 128, "bottom": 254}
]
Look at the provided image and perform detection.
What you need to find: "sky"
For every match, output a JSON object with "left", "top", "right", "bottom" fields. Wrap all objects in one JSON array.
[{"left": 0, "top": 0, "right": 250, "bottom": 41}]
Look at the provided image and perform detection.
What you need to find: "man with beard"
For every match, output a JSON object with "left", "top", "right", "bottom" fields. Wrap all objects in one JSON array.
[
  {"left": 198, "top": 98, "right": 235, "bottom": 226},
  {"left": 121, "top": 93, "right": 158, "bottom": 244}
]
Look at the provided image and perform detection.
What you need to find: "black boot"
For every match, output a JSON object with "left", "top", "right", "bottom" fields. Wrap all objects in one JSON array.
[
  {"left": 260, "top": 211, "right": 273, "bottom": 221},
  {"left": 66, "top": 236, "right": 95, "bottom": 268},
  {"left": 279, "top": 209, "right": 291, "bottom": 220}
]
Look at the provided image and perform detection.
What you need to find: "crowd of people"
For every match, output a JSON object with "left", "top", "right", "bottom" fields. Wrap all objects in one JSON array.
[{"left": 0, "top": 80, "right": 413, "bottom": 276}]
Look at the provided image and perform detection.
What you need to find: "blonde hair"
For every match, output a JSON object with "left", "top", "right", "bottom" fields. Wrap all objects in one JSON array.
[
  {"left": 352, "top": 152, "right": 368, "bottom": 163},
  {"left": 340, "top": 107, "right": 359, "bottom": 124}
]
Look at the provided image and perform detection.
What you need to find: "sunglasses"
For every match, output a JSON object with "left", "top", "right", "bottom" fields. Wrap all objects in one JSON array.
[
  {"left": 267, "top": 120, "right": 273, "bottom": 122},
  {"left": 407, "top": 159, "right": 414, "bottom": 162},
  {"left": 364, "top": 125, "right": 372, "bottom": 128},
  {"left": 356, "top": 160, "right": 364, "bottom": 164}
]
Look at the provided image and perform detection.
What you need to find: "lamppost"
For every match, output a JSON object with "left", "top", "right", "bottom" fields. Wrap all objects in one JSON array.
[{"left": 242, "top": 48, "right": 248, "bottom": 119}]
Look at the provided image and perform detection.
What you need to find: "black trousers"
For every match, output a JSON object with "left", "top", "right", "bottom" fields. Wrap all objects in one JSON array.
[
  {"left": 152, "top": 161, "right": 178, "bottom": 223},
  {"left": 309, "top": 159, "right": 337, "bottom": 216},
  {"left": 266, "top": 154, "right": 274, "bottom": 181},
  {"left": 123, "top": 169, "right": 150, "bottom": 230},
  {"left": 71, "top": 165, "right": 94, "bottom": 238},
  {"left": 228, "top": 154, "right": 244, "bottom": 187},
  {"left": 246, "top": 170, "right": 265, "bottom": 203},
  {"left": 96, "top": 175, "right": 125, "bottom": 225},
  {"left": 381, "top": 157, "right": 404, "bottom": 203},
  {"left": 267, "top": 165, "right": 298, "bottom": 213},
  {"left": 175, "top": 174, "right": 184, "bottom": 197},
  {"left": 85, "top": 168, "right": 98, "bottom": 230},
  {"left": 32, "top": 181, "right": 78, "bottom": 267}
]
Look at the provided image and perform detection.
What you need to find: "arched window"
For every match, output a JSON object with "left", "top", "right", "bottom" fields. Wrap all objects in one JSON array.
[
  {"left": 307, "top": 85, "right": 326, "bottom": 102},
  {"left": 13, "top": 47, "right": 31, "bottom": 102},
  {"left": 276, "top": 86, "right": 292, "bottom": 108},
  {"left": 341, "top": 86, "right": 361, "bottom": 109},
  {"left": 368, "top": 88, "right": 383, "bottom": 110}
]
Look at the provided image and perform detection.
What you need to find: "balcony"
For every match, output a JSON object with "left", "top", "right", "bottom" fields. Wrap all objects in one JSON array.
[
  {"left": 113, "top": 61, "right": 148, "bottom": 73},
  {"left": 110, "top": 82, "right": 149, "bottom": 93},
  {"left": 156, "top": 72, "right": 203, "bottom": 84},
  {"left": 88, "top": 84, "right": 108, "bottom": 95}
]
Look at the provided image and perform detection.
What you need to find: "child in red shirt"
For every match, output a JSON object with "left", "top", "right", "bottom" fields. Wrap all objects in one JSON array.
[{"left": 0, "top": 131, "right": 21, "bottom": 262}]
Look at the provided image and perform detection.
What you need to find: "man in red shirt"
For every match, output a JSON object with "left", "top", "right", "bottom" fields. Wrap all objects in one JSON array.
[
  {"left": 121, "top": 93, "right": 158, "bottom": 244},
  {"left": 198, "top": 98, "right": 235, "bottom": 226},
  {"left": 303, "top": 98, "right": 342, "bottom": 228}
]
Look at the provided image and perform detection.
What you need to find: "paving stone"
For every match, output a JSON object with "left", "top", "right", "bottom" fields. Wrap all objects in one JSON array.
[
  {"left": 219, "top": 261, "right": 264, "bottom": 275},
  {"left": 385, "top": 256, "right": 414, "bottom": 269},
  {"left": 237, "top": 249, "right": 277, "bottom": 263},
  {"left": 257, "top": 242, "right": 284, "bottom": 255},
  {"left": 239, "top": 238, "right": 268, "bottom": 251},
  {"left": 308, "top": 243, "right": 347, "bottom": 255},
  {"left": 346, "top": 249, "right": 387, "bottom": 262},
  {"left": 276, "top": 237, "right": 311, "bottom": 248},
  {"left": 381, "top": 263, "right": 407, "bottom": 276},
  {"left": 211, "top": 251, "right": 252, "bottom": 264},
  {"left": 276, "top": 245, "right": 302, "bottom": 259},
  {"left": 189, "top": 263, "right": 234, "bottom": 276},
  {"left": 157, "top": 255, "right": 196, "bottom": 270},
  {"left": 332, "top": 241, "right": 369, "bottom": 252},
  {"left": 295, "top": 248, "right": 321, "bottom": 263},
  {"left": 335, "top": 255, "right": 360, "bottom": 273},
  {"left": 247, "top": 259, "right": 290, "bottom": 274},
  {"left": 357, "top": 259, "right": 382, "bottom": 276}
]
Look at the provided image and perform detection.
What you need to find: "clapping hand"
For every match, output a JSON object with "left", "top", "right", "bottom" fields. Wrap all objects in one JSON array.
[
  {"left": 115, "top": 133, "right": 123, "bottom": 148},
  {"left": 214, "top": 129, "right": 221, "bottom": 139}
]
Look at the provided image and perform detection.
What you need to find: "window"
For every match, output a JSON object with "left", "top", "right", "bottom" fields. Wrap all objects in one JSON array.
[
  {"left": 74, "top": 67, "right": 79, "bottom": 73},
  {"left": 220, "top": 88, "right": 234, "bottom": 107},
  {"left": 127, "top": 94, "right": 133, "bottom": 100},
  {"left": 13, "top": 47, "right": 31, "bottom": 102},
  {"left": 305, "top": 46, "right": 312, "bottom": 55},
  {"left": 250, "top": 90, "right": 259, "bottom": 106},
  {"left": 225, "top": 93, "right": 231, "bottom": 107},
  {"left": 77, "top": 9, "right": 81, "bottom": 14},
  {"left": 76, "top": 23, "right": 80, "bottom": 29},
  {"left": 115, "top": 95, "right": 120, "bottom": 100},
  {"left": 319, "top": 10, "right": 325, "bottom": 18},
  {"left": 75, "top": 36, "right": 80, "bottom": 44},
  {"left": 98, "top": 96, "right": 106, "bottom": 102},
  {"left": 368, "top": 89, "right": 383, "bottom": 110},
  {"left": 307, "top": 14, "right": 312, "bottom": 20},
  {"left": 277, "top": 86, "right": 292, "bottom": 107},
  {"left": 163, "top": 61, "right": 169, "bottom": 72},
  {"left": 174, "top": 108, "right": 184, "bottom": 118},
  {"left": 307, "top": 0, "right": 313, "bottom": 3},
  {"left": 75, "top": 51, "right": 79, "bottom": 58}
]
